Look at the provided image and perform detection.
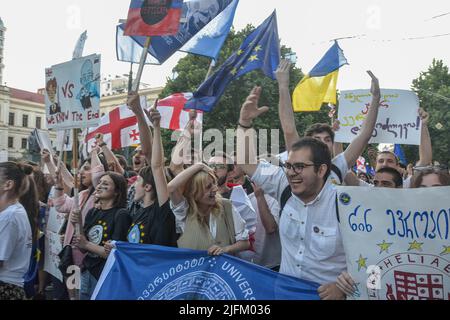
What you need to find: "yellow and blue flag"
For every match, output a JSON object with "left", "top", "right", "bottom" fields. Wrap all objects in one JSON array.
[
  {"left": 293, "top": 41, "right": 348, "bottom": 112},
  {"left": 185, "top": 11, "right": 280, "bottom": 112}
]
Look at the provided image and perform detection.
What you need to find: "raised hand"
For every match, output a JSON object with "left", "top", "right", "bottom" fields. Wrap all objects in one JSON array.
[
  {"left": 367, "top": 71, "right": 380, "bottom": 99},
  {"left": 127, "top": 91, "right": 142, "bottom": 115},
  {"left": 275, "top": 59, "right": 292, "bottom": 87},
  {"left": 143, "top": 99, "right": 159, "bottom": 124},
  {"left": 239, "top": 86, "right": 269, "bottom": 127},
  {"left": 418, "top": 107, "right": 430, "bottom": 125},
  {"left": 148, "top": 107, "right": 162, "bottom": 128}
]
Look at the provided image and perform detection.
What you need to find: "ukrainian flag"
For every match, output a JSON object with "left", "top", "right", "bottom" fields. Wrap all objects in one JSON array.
[{"left": 293, "top": 41, "right": 348, "bottom": 112}]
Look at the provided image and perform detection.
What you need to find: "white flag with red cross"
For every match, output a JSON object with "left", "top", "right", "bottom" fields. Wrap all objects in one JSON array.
[{"left": 84, "top": 93, "right": 202, "bottom": 152}]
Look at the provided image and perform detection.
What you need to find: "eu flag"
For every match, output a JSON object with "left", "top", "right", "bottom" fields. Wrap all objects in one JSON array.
[{"left": 185, "top": 11, "right": 280, "bottom": 112}]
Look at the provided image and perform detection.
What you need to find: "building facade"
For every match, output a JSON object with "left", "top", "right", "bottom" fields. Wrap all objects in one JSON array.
[{"left": 0, "top": 16, "right": 163, "bottom": 161}]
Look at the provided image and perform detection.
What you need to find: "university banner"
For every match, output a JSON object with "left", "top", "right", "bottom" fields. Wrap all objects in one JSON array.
[
  {"left": 45, "top": 54, "right": 101, "bottom": 130},
  {"left": 336, "top": 186, "right": 450, "bottom": 300},
  {"left": 92, "top": 243, "right": 320, "bottom": 300},
  {"left": 334, "top": 89, "right": 421, "bottom": 145}
]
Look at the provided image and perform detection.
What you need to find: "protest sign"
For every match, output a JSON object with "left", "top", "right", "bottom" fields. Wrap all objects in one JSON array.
[
  {"left": 92, "top": 242, "right": 320, "bottom": 300},
  {"left": 337, "top": 186, "right": 450, "bottom": 300},
  {"left": 45, "top": 54, "right": 101, "bottom": 130},
  {"left": 335, "top": 89, "right": 421, "bottom": 145},
  {"left": 125, "top": 0, "right": 183, "bottom": 37}
]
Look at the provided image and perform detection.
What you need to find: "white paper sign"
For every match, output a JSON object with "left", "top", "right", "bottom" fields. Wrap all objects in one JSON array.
[
  {"left": 44, "top": 231, "right": 63, "bottom": 281},
  {"left": 56, "top": 130, "right": 73, "bottom": 152},
  {"left": 335, "top": 89, "right": 421, "bottom": 145},
  {"left": 336, "top": 186, "right": 450, "bottom": 300},
  {"left": 45, "top": 54, "right": 101, "bottom": 130}
]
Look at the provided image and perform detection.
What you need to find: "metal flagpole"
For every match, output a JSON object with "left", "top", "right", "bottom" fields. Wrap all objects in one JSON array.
[
  {"left": 131, "top": 37, "right": 151, "bottom": 92},
  {"left": 204, "top": 59, "right": 216, "bottom": 81}
]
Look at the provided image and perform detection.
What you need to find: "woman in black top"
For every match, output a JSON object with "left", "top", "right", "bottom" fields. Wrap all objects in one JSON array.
[
  {"left": 72, "top": 171, "right": 130, "bottom": 300},
  {"left": 127, "top": 104, "right": 178, "bottom": 247}
]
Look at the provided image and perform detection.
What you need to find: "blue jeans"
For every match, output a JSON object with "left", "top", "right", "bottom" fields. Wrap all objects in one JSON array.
[{"left": 80, "top": 270, "right": 97, "bottom": 300}]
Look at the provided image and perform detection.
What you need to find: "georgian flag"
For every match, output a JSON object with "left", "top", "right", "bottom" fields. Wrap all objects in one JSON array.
[
  {"left": 83, "top": 93, "right": 202, "bottom": 153},
  {"left": 356, "top": 156, "right": 367, "bottom": 173}
]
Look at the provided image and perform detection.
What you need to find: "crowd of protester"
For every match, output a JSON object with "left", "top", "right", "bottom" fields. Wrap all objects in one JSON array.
[{"left": 0, "top": 60, "right": 449, "bottom": 300}]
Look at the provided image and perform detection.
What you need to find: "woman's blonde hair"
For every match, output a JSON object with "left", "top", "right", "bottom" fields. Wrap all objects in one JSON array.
[{"left": 183, "top": 168, "right": 223, "bottom": 227}]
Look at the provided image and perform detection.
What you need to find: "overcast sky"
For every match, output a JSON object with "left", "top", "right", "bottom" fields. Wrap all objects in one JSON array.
[{"left": 1, "top": 0, "right": 449, "bottom": 93}]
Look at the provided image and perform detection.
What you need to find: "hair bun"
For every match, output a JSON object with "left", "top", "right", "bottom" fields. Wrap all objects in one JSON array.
[{"left": 18, "top": 163, "right": 33, "bottom": 175}]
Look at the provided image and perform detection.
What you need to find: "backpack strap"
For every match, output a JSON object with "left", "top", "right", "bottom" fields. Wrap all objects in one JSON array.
[
  {"left": 335, "top": 195, "right": 340, "bottom": 223},
  {"left": 279, "top": 186, "right": 292, "bottom": 217},
  {"left": 331, "top": 164, "right": 343, "bottom": 184}
]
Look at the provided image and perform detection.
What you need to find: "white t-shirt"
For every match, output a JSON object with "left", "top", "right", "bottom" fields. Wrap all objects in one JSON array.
[
  {"left": 0, "top": 203, "right": 32, "bottom": 287},
  {"left": 170, "top": 198, "right": 249, "bottom": 242},
  {"left": 242, "top": 193, "right": 281, "bottom": 269},
  {"left": 330, "top": 153, "right": 348, "bottom": 185}
]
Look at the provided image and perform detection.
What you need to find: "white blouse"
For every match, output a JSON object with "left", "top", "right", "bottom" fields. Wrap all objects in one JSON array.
[{"left": 170, "top": 198, "right": 249, "bottom": 242}]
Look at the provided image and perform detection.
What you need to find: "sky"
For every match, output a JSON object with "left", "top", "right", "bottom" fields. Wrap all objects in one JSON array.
[{"left": 1, "top": 0, "right": 449, "bottom": 93}]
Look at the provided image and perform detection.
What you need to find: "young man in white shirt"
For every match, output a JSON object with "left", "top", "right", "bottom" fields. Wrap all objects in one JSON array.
[
  {"left": 237, "top": 87, "right": 347, "bottom": 300},
  {"left": 276, "top": 59, "right": 382, "bottom": 185}
]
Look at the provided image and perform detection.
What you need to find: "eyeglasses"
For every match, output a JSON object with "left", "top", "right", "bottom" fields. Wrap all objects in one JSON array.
[{"left": 282, "top": 162, "right": 317, "bottom": 174}]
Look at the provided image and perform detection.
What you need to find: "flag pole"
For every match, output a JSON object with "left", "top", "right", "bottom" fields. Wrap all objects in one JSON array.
[
  {"left": 128, "top": 63, "right": 134, "bottom": 93},
  {"left": 131, "top": 37, "right": 151, "bottom": 92},
  {"left": 72, "top": 128, "right": 80, "bottom": 236},
  {"left": 204, "top": 59, "right": 216, "bottom": 81}
]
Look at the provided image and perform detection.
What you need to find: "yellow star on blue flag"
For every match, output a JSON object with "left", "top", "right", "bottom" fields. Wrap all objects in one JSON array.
[{"left": 185, "top": 11, "right": 280, "bottom": 112}]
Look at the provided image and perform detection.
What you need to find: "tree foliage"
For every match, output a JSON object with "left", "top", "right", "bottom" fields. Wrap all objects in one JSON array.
[
  {"left": 160, "top": 25, "right": 333, "bottom": 156},
  {"left": 408, "top": 59, "right": 450, "bottom": 165}
]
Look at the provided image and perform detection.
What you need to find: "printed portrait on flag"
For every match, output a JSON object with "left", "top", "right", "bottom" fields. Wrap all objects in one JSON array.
[
  {"left": 336, "top": 186, "right": 450, "bottom": 300},
  {"left": 125, "top": 0, "right": 184, "bottom": 36},
  {"left": 45, "top": 54, "right": 101, "bottom": 130}
]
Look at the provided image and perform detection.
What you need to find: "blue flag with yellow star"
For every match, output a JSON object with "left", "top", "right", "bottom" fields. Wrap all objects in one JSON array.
[{"left": 185, "top": 11, "right": 280, "bottom": 112}]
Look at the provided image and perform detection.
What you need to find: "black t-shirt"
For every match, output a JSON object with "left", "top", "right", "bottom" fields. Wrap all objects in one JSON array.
[
  {"left": 127, "top": 200, "right": 178, "bottom": 247},
  {"left": 83, "top": 207, "right": 131, "bottom": 279}
]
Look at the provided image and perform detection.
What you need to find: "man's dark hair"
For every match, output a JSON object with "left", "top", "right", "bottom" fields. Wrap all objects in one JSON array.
[
  {"left": 305, "top": 123, "right": 335, "bottom": 143},
  {"left": 376, "top": 167, "right": 403, "bottom": 188},
  {"left": 138, "top": 166, "right": 156, "bottom": 199},
  {"left": 290, "top": 137, "right": 331, "bottom": 181}
]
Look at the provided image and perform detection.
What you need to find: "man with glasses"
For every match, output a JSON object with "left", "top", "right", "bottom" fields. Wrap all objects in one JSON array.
[
  {"left": 237, "top": 86, "right": 346, "bottom": 300},
  {"left": 208, "top": 153, "right": 236, "bottom": 199}
]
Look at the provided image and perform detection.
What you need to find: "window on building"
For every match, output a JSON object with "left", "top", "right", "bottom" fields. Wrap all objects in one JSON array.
[
  {"left": 21, "top": 138, "right": 27, "bottom": 149},
  {"left": 8, "top": 137, "right": 13, "bottom": 148},
  {"left": 8, "top": 112, "right": 14, "bottom": 126},
  {"left": 36, "top": 116, "right": 41, "bottom": 129},
  {"left": 22, "top": 114, "right": 28, "bottom": 127}
]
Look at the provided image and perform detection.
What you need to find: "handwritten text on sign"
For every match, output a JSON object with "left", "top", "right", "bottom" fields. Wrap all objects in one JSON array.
[
  {"left": 45, "top": 54, "right": 101, "bottom": 130},
  {"left": 337, "top": 186, "right": 450, "bottom": 300},
  {"left": 335, "top": 90, "right": 421, "bottom": 145}
]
